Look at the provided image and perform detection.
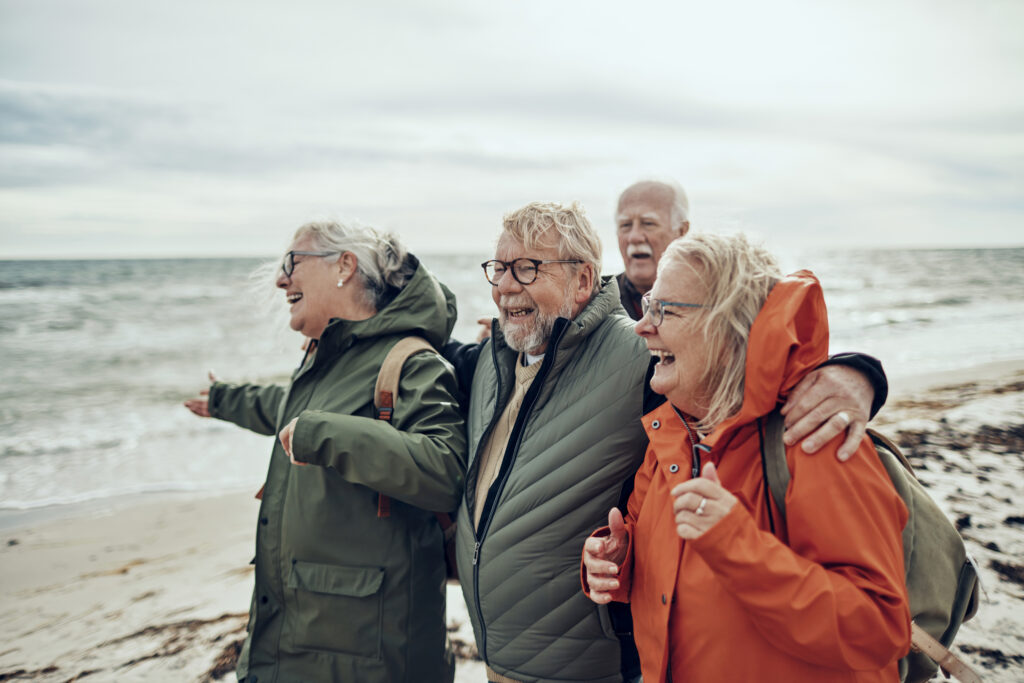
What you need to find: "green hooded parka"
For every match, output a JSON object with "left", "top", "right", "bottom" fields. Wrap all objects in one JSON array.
[{"left": 209, "top": 256, "right": 466, "bottom": 683}]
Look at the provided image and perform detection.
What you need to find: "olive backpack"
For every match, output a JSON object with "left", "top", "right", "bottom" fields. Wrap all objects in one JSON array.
[{"left": 758, "top": 408, "right": 981, "bottom": 683}]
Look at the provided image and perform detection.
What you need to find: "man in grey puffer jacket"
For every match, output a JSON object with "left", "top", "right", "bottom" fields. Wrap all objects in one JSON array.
[{"left": 443, "top": 201, "right": 885, "bottom": 683}]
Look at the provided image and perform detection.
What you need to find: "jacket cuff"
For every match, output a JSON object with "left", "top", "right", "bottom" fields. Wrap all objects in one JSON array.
[
  {"left": 822, "top": 352, "right": 888, "bottom": 418},
  {"left": 207, "top": 382, "right": 227, "bottom": 419},
  {"left": 291, "top": 411, "right": 323, "bottom": 466}
]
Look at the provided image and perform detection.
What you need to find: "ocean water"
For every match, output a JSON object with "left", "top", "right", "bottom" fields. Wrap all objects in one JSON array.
[{"left": 1, "top": 248, "right": 1022, "bottom": 513}]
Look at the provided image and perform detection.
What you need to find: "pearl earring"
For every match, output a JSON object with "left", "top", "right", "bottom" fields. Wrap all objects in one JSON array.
[{"left": 337, "top": 278, "right": 345, "bottom": 288}]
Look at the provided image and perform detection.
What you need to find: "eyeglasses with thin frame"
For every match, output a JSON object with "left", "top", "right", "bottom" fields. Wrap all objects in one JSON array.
[
  {"left": 641, "top": 292, "right": 704, "bottom": 327},
  {"left": 281, "top": 250, "right": 341, "bottom": 278},
  {"left": 481, "top": 258, "right": 583, "bottom": 286}
]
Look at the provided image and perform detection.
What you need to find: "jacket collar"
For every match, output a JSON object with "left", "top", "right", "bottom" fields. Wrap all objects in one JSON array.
[{"left": 314, "top": 254, "right": 457, "bottom": 359}]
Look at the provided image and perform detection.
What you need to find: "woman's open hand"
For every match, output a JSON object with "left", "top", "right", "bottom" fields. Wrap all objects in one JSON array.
[
  {"left": 183, "top": 371, "right": 218, "bottom": 417},
  {"left": 670, "top": 462, "right": 736, "bottom": 540}
]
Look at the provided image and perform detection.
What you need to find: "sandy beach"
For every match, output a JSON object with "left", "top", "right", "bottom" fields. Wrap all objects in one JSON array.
[{"left": 2, "top": 362, "right": 1022, "bottom": 682}]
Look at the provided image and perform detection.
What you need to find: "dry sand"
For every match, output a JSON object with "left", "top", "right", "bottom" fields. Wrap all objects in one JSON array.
[{"left": 2, "top": 362, "right": 1022, "bottom": 682}]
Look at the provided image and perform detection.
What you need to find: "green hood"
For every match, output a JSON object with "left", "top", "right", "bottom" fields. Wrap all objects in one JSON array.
[{"left": 317, "top": 254, "right": 458, "bottom": 356}]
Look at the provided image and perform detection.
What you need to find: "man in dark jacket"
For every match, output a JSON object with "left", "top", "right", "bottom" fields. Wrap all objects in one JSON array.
[
  {"left": 614, "top": 179, "right": 691, "bottom": 321},
  {"left": 445, "top": 200, "right": 884, "bottom": 683}
]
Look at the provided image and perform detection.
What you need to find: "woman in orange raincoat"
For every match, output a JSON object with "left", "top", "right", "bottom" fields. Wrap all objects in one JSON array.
[{"left": 583, "top": 233, "right": 911, "bottom": 682}]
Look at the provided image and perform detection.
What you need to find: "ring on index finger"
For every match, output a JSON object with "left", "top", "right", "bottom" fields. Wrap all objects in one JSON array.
[{"left": 695, "top": 497, "right": 707, "bottom": 516}]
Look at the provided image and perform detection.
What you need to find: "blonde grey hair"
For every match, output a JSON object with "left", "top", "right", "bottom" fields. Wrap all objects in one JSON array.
[
  {"left": 501, "top": 200, "right": 602, "bottom": 295},
  {"left": 295, "top": 220, "right": 415, "bottom": 311},
  {"left": 658, "top": 232, "right": 781, "bottom": 430}
]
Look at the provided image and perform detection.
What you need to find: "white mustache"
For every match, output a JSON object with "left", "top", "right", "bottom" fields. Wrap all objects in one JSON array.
[
  {"left": 499, "top": 296, "right": 534, "bottom": 309},
  {"left": 627, "top": 244, "right": 653, "bottom": 258}
]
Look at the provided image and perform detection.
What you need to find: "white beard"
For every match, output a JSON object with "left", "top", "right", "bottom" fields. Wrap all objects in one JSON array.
[{"left": 499, "top": 287, "right": 576, "bottom": 355}]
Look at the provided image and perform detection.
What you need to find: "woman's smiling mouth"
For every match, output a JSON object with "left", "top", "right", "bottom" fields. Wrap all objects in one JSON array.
[{"left": 650, "top": 349, "right": 676, "bottom": 365}]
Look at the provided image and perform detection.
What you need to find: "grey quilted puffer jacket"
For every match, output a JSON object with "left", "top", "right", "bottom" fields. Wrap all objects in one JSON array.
[{"left": 455, "top": 278, "right": 650, "bottom": 683}]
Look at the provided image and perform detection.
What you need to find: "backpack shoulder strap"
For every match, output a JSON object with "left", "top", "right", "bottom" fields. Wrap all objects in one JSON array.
[
  {"left": 866, "top": 428, "right": 918, "bottom": 478},
  {"left": 758, "top": 406, "right": 791, "bottom": 528},
  {"left": 372, "top": 335, "right": 459, "bottom": 536},
  {"left": 760, "top": 414, "right": 917, "bottom": 527},
  {"left": 373, "top": 336, "right": 435, "bottom": 518},
  {"left": 374, "top": 336, "right": 436, "bottom": 421}
]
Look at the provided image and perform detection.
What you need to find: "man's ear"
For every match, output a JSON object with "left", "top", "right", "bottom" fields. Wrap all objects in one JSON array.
[
  {"left": 574, "top": 262, "right": 596, "bottom": 306},
  {"left": 677, "top": 221, "right": 690, "bottom": 237}
]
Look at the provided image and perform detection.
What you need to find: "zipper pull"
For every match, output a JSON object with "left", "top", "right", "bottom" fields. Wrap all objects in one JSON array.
[
  {"left": 472, "top": 541, "right": 481, "bottom": 566},
  {"left": 692, "top": 443, "right": 711, "bottom": 478}
]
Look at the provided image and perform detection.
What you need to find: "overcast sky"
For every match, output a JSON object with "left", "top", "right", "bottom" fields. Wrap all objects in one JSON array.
[{"left": 1, "top": 0, "right": 1022, "bottom": 260}]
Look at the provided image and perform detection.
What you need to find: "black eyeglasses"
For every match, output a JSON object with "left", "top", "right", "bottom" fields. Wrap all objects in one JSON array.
[
  {"left": 641, "top": 292, "right": 704, "bottom": 327},
  {"left": 281, "top": 250, "right": 340, "bottom": 278},
  {"left": 481, "top": 258, "right": 583, "bottom": 286}
]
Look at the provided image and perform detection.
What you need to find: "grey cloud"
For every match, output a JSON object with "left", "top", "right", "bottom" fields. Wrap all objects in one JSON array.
[
  {"left": 0, "top": 81, "right": 588, "bottom": 189},
  {"left": 4, "top": 78, "right": 1018, "bottom": 195},
  {"left": 0, "top": 82, "right": 179, "bottom": 147},
  {"left": 348, "top": 84, "right": 745, "bottom": 131}
]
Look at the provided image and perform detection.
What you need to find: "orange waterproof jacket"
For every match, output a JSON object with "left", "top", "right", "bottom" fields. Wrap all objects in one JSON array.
[{"left": 583, "top": 271, "right": 911, "bottom": 682}]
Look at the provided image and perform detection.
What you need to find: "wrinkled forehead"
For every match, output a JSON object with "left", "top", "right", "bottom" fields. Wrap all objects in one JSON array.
[
  {"left": 287, "top": 231, "right": 317, "bottom": 252},
  {"left": 617, "top": 185, "right": 675, "bottom": 219},
  {"left": 495, "top": 229, "right": 564, "bottom": 259},
  {"left": 616, "top": 207, "right": 668, "bottom": 224},
  {"left": 652, "top": 256, "right": 704, "bottom": 298}
]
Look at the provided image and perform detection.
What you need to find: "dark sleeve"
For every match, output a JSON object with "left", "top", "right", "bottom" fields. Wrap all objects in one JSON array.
[
  {"left": 821, "top": 352, "right": 888, "bottom": 418},
  {"left": 641, "top": 356, "right": 667, "bottom": 416},
  {"left": 442, "top": 338, "right": 485, "bottom": 399},
  {"left": 625, "top": 357, "right": 662, "bottom": 511}
]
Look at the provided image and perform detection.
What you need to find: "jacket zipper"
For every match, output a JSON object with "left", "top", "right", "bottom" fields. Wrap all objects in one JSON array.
[
  {"left": 468, "top": 336, "right": 504, "bottom": 661},
  {"left": 469, "top": 319, "right": 568, "bottom": 664},
  {"left": 674, "top": 408, "right": 709, "bottom": 478}
]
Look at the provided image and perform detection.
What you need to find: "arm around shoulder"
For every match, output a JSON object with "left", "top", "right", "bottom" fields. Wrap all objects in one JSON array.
[
  {"left": 823, "top": 352, "right": 888, "bottom": 418},
  {"left": 441, "top": 338, "right": 484, "bottom": 400}
]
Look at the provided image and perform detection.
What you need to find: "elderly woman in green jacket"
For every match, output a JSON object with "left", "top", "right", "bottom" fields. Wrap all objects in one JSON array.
[{"left": 185, "top": 221, "right": 466, "bottom": 683}]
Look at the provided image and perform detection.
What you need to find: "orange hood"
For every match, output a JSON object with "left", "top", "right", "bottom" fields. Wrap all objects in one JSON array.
[{"left": 704, "top": 269, "right": 828, "bottom": 447}]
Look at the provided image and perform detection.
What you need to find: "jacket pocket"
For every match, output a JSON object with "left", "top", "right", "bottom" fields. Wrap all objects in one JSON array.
[{"left": 287, "top": 560, "right": 385, "bottom": 659}]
